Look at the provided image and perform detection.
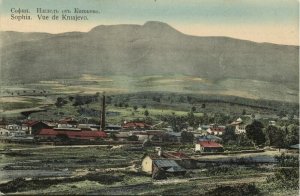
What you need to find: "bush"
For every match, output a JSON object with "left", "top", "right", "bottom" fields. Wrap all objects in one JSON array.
[
  {"left": 127, "top": 135, "right": 139, "bottom": 141},
  {"left": 181, "top": 131, "right": 194, "bottom": 143},
  {"left": 206, "top": 183, "right": 260, "bottom": 196},
  {"left": 274, "top": 153, "right": 299, "bottom": 167},
  {"left": 267, "top": 153, "right": 299, "bottom": 189}
]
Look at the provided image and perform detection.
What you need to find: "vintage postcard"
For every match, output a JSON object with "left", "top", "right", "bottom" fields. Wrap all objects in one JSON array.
[{"left": 0, "top": 0, "right": 299, "bottom": 195}]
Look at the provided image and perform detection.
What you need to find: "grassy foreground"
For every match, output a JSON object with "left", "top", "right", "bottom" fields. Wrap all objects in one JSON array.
[{"left": 0, "top": 144, "right": 298, "bottom": 195}]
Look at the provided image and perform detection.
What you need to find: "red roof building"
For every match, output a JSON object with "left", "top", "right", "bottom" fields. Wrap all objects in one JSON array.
[
  {"left": 58, "top": 118, "right": 78, "bottom": 128},
  {"left": 37, "top": 128, "right": 107, "bottom": 140},
  {"left": 22, "top": 120, "right": 39, "bottom": 127},
  {"left": 122, "top": 122, "right": 151, "bottom": 130},
  {"left": 22, "top": 120, "right": 51, "bottom": 135},
  {"left": 195, "top": 141, "right": 224, "bottom": 152}
]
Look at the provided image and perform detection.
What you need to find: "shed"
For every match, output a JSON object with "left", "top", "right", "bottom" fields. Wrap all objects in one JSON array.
[
  {"left": 141, "top": 154, "right": 186, "bottom": 176},
  {"left": 154, "top": 159, "right": 186, "bottom": 174}
]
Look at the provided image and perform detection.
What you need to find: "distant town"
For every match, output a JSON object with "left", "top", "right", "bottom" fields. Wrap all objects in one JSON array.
[{"left": 0, "top": 92, "right": 298, "bottom": 194}]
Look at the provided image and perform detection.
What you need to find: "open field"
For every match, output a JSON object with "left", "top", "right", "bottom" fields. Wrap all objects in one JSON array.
[
  {"left": 0, "top": 74, "right": 298, "bottom": 120},
  {"left": 0, "top": 144, "right": 298, "bottom": 195},
  {"left": 1, "top": 74, "right": 298, "bottom": 101}
]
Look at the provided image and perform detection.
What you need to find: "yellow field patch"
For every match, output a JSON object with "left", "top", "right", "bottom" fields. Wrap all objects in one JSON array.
[
  {"left": 52, "top": 86, "right": 128, "bottom": 94},
  {"left": 80, "top": 74, "right": 113, "bottom": 82},
  {"left": 0, "top": 96, "right": 30, "bottom": 103}
]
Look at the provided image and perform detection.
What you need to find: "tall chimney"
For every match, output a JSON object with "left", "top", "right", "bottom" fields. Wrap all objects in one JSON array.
[{"left": 101, "top": 94, "right": 106, "bottom": 131}]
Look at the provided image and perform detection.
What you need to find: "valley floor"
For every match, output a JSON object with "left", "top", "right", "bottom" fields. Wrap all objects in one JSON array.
[{"left": 0, "top": 143, "right": 298, "bottom": 195}]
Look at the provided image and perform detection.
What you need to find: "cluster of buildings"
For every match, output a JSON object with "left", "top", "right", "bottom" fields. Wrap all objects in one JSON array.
[
  {"left": 0, "top": 116, "right": 248, "bottom": 150},
  {"left": 0, "top": 118, "right": 107, "bottom": 142}
]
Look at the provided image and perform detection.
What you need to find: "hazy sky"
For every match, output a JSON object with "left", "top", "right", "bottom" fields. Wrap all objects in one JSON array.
[{"left": 0, "top": 0, "right": 299, "bottom": 45}]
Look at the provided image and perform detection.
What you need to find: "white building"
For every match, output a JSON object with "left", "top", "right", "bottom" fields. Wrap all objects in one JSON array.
[{"left": 230, "top": 118, "right": 246, "bottom": 134}]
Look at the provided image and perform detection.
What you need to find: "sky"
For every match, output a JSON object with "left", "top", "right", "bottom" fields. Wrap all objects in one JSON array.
[{"left": 0, "top": 0, "right": 299, "bottom": 45}]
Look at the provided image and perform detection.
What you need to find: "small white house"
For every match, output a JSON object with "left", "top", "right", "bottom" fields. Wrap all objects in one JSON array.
[
  {"left": 269, "top": 121, "right": 276, "bottom": 126},
  {"left": 0, "top": 128, "right": 10, "bottom": 137},
  {"left": 6, "top": 124, "right": 21, "bottom": 131},
  {"left": 206, "top": 127, "right": 225, "bottom": 136}
]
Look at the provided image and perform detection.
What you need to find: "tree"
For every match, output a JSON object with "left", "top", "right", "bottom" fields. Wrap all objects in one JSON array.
[
  {"left": 144, "top": 110, "right": 149, "bottom": 117},
  {"left": 201, "top": 103, "right": 206, "bottom": 109},
  {"left": 265, "top": 125, "right": 284, "bottom": 147},
  {"left": 245, "top": 120, "right": 266, "bottom": 147},
  {"left": 106, "top": 96, "right": 112, "bottom": 104},
  {"left": 268, "top": 153, "right": 299, "bottom": 189},
  {"left": 277, "top": 110, "right": 286, "bottom": 119},
  {"left": 142, "top": 104, "right": 147, "bottom": 109},
  {"left": 191, "top": 106, "right": 196, "bottom": 112},
  {"left": 237, "top": 134, "right": 252, "bottom": 146},
  {"left": 181, "top": 131, "right": 194, "bottom": 143},
  {"left": 127, "top": 135, "right": 138, "bottom": 141},
  {"left": 152, "top": 97, "right": 161, "bottom": 102},
  {"left": 68, "top": 96, "right": 74, "bottom": 101},
  {"left": 222, "top": 126, "right": 237, "bottom": 144},
  {"left": 242, "top": 109, "right": 246, "bottom": 115},
  {"left": 55, "top": 97, "right": 68, "bottom": 108},
  {"left": 284, "top": 124, "right": 299, "bottom": 147},
  {"left": 133, "top": 106, "right": 138, "bottom": 111},
  {"left": 187, "top": 111, "right": 195, "bottom": 127},
  {"left": 178, "top": 96, "right": 185, "bottom": 103},
  {"left": 187, "top": 96, "right": 192, "bottom": 104},
  {"left": 162, "top": 114, "right": 187, "bottom": 132},
  {"left": 202, "top": 112, "right": 209, "bottom": 124}
]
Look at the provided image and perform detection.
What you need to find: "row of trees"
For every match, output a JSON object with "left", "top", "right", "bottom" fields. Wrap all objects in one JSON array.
[
  {"left": 109, "top": 92, "right": 298, "bottom": 115},
  {"left": 161, "top": 111, "right": 232, "bottom": 132},
  {"left": 222, "top": 120, "right": 299, "bottom": 148}
]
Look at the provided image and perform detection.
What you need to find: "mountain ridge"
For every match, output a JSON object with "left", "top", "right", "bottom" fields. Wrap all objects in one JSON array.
[
  {"left": 2, "top": 21, "right": 299, "bottom": 46},
  {"left": 0, "top": 21, "right": 299, "bottom": 87}
]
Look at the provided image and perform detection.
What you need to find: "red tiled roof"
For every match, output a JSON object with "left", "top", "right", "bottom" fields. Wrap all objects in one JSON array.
[
  {"left": 170, "top": 152, "right": 190, "bottom": 158},
  {"left": 163, "top": 152, "right": 190, "bottom": 159},
  {"left": 38, "top": 128, "right": 107, "bottom": 139},
  {"left": 0, "top": 120, "right": 8, "bottom": 125},
  {"left": 23, "top": 120, "right": 39, "bottom": 126},
  {"left": 58, "top": 118, "right": 78, "bottom": 124},
  {"left": 38, "top": 129, "right": 57, "bottom": 136},
  {"left": 198, "top": 141, "right": 223, "bottom": 148},
  {"left": 122, "top": 122, "right": 150, "bottom": 128},
  {"left": 209, "top": 127, "right": 225, "bottom": 132}
]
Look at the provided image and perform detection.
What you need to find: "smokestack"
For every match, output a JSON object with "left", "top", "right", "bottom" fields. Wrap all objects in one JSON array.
[{"left": 101, "top": 94, "right": 106, "bottom": 131}]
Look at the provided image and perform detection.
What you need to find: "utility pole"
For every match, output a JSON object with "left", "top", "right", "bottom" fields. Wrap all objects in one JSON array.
[{"left": 101, "top": 93, "right": 106, "bottom": 131}]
